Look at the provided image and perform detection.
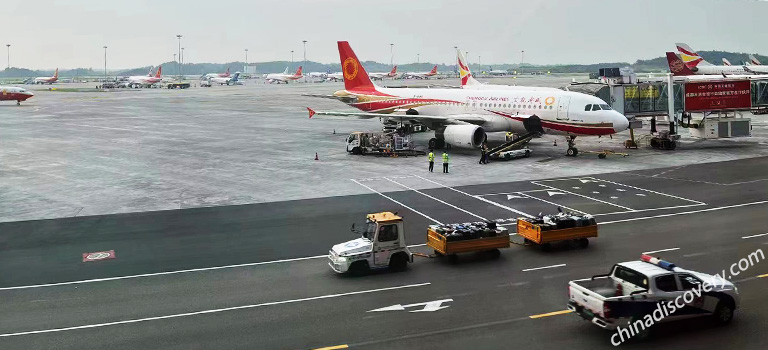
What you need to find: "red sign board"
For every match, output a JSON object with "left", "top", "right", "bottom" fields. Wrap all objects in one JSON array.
[{"left": 684, "top": 80, "right": 751, "bottom": 112}]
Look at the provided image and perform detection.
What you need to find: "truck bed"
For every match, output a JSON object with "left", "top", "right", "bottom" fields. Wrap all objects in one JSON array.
[
  {"left": 427, "top": 228, "right": 510, "bottom": 255},
  {"left": 517, "top": 219, "right": 597, "bottom": 244}
]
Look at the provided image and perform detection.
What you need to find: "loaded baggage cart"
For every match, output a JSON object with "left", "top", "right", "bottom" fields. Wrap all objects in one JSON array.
[{"left": 517, "top": 212, "right": 597, "bottom": 250}]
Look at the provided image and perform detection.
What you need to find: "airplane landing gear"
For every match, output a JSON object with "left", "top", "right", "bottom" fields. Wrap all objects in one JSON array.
[
  {"left": 428, "top": 138, "right": 446, "bottom": 149},
  {"left": 566, "top": 136, "right": 578, "bottom": 157},
  {"left": 17, "top": 101, "right": 21, "bottom": 106}
]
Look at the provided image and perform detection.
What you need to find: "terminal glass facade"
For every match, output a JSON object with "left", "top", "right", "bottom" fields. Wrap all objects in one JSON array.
[{"left": 623, "top": 83, "right": 683, "bottom": 115}]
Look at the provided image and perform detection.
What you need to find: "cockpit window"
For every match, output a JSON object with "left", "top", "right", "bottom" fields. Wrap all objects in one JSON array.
[
  {"left": 600, "top": 104, "right": 612, "bottom": 110},
  {"left": 591, "top": 104, "right": 601, "bottom": 111},
  {"left": 584, "top": 104, "right": 592, "bottom": 111}
]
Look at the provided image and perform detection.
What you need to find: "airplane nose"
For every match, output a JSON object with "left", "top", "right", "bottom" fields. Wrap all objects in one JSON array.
[{"left": 613, "top": 112, "right": 629, "bottom": 132}]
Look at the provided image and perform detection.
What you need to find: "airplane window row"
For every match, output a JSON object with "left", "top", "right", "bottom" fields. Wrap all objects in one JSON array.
[{"left": 478, "top": 103, "right": 553, "bottom": 110}]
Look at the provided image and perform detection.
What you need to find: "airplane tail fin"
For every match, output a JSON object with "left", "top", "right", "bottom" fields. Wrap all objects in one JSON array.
[
  {"left": 226, "top": 67, "right": 230, "bottom": 75},
  {"left": 337, "top": 41, "right": 375, "bottom": 92},
  {"left": 675, "top": 42, "right": 711, "bottom": 67},
  {"left": 231, "top": 72, "right": 240, "bottom": 81},
  {"left": 53, "top": 68, "right": 58, "bottom": 78},
  {"left": 457, "top": 48, "right": 481, "bottom": 86},
  {"left": 390, "top": 66, "right": 397, "bottom": 74},
  {"left": 666, "top": 52, "right": 695, "bottom": 76},
  {"left": 430, "top": 65, "right": 438, "bottom": 74},
  {"left": 295, "top": 66, "right": 303, "bottom": 76},
  {"left": 722, "top": 58, "right": 731, "bottom": 66},
  {"left": 155, "top": 66, "right": 162, "bottom": 78},
  {"left": 750, "top": 54, "right": 762, "bottom": 65},
  {"left": 147, "top": 67, "right": 154, "bottom": 76}
]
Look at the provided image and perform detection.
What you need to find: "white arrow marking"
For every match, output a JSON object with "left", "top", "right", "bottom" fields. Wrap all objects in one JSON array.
[
  {"left": 368, "top": 299, "right": 453, "bottom": 313},
  {"left": 592, "top": 191, "right": 600, "bottom": 194},
  {"left": 599, "top": 184, "right": 606, "bottom": 187},
  {"left": 579, "top": 179, "right": 596, "bottom": 183},
  {"left": 616, "top": 189, "right": 626, "bottom": 192},
  {"left": 547, "top": 191, "right": 566, "bottom": 196},
  {"left": 572, "top": 186, "right": 581, "bottom": 189},
  {"left": 610, "top": 196, "right": 619, "bottom": 199},
  {"left": 507, "top": 194, "right": 524, "bottom": 200},
  {"left": 636, "top": 193, "right": 647, "bottom": 197}
]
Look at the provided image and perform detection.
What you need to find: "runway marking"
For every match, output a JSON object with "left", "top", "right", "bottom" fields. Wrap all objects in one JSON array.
[
  {"left": 514, "top": 192, "right": 586, "bottom": 214},
  {"left": 758, "top": 274, "right": 768, "bottom": 278},
  {"left": 413, "top": 175, "right": 533, "bottom": 218},
  {"left": 0, "top": 283, "right": 431, "bottom": 338},
  {"left": 530, "top": 181, "right": 634, "bottom": 211},
  {"left": 385, "top": 177, "right": 487, "bottom": 221},
  {"left": 474, "top": 189, "right": 551, "bottom": 197},
  {"left": 313, "top": 345, "right": 348, "bottom": 350},
  {"left": 642, "top": 247, "right": 680, "bottom": 255},
  {"left": 351, "top": 179, "right": 443, "bottom": 225},
  {"left": 587, "top": 177, "right": 706, "bottom": 205},
  {"left": 599, "top": 200, "right": 768, "bottom": 225},
  {"left": 591, "top": 203, "right": 706, "bottom": 216},
  {"left": 682, "top": 252, "right": 707, "bottom": 258},
  {"left": 529, "top": 309, "right": 573, "bottom": 319},
  {"left": 742, "top": 232, "right": 768, "bottom": 239},
  {"left": 626, "top": 172, "right": 768, "bottom": 186},
  {"left": 522, "top": 263, "right": 566, "bottom": 272}
]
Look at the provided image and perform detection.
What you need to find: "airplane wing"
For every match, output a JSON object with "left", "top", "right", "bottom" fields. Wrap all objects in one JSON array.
[{"left": 307, "top": 107, "right": 486, "bottom": 125}]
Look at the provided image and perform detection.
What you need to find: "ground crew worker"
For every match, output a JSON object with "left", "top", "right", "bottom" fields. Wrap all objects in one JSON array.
[
  {"left": 427, "top": 149, "right": 435, "bottom": 172},
  {"left": 442, "top": 151, "right": 449, "bottom": 173}
]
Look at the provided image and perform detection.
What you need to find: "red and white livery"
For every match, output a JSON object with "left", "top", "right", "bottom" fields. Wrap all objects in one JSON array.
[
  {"left": 0, "top": 86, "right": 34, "bottom": 105},
  {"left": 34, "top": 68, "right": 58, "bottom": 84}
]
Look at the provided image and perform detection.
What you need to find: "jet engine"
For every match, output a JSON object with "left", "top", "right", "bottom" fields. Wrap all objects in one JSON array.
[{"left": 437, "top": 125, "right": 486, "bottom": 148}]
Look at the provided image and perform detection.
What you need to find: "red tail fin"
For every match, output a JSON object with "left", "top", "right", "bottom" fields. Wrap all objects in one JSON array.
[
  {"left": 54, "top": 68, "right": 58, "bottom": 78},
  {"left": 155, "top": 66, "right": 162, "bottom": 78},
  {"left": 430, "top": 65, "right": 437, "bottom": 74},
  {"left": 337, "top": 41, "right": 375, "bottom": 92},
  {"left": 225, "top": 67, "right": 230, "bottom": 74},
  {"left": 666, "top": 52, "right": 695, "bottom": 76},
  {"left": 390, "top": 66, "right": 397, "bottom": 74},
  {"left": 295, "top": 66, "right": 303, "bottom": 76}
]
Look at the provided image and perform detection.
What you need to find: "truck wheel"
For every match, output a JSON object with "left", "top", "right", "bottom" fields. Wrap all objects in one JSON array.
[
  {"left": 524, "top": 150, "right": 530, "bottom": 158},
  {"left": 598, "top": 153, "right": 606, "bottom": 159},
  {"left": 541, "top": 243, "right": 552, "bottom": 252},
  {"left": 448, "top": 254, "right": 459, "bottom": 264},
  {"left": 578, "top": 238, "right": 589, "bottom": 249},
  {"left": 488, "top": 249, "right": 501, "bottom": 260},
  {"left": 348, "top": 261, "right": 369, "bottom": 276},
  {"left": 713, "top": 301, "right": 734, "bottom": 325},
  {"left": 433, "top": 249, "right": 443, "bottom": 257},
  {"left": 389, "top": 253, "right": 408, "bottom": 272}
]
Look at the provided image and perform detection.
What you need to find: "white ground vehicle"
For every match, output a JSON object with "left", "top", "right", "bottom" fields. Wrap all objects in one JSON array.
[
  {"left": 494, "top": 147, "right": 531, "bottom": 160},
  {"left": 328, "top": 212, "right": 413, "bottom": 275},
  {"left": 568, "top": 255, "right": 739, "bottom": 337}
]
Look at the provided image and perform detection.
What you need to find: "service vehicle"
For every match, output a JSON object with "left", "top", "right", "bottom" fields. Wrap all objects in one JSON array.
[
  {"left": 517, "top": 212, "right": 597, "bottom": 250},
  {"left": 345, "top": 131, "right": 424, "bottom": 157},
  {"left": 567, "top": 255, "right": 739, "bottom": 337},
  {"left": 166, "top": 82, "right": 190, "bottom": 89},
  {"left": 328, "top": 212, "right": 413, "bottom": 275},
  {"left": 492, "top": 147, "right": 532, "bottom": 161},
  {"left": 328, "top": 212, "right": 510, "bottom": 274}
]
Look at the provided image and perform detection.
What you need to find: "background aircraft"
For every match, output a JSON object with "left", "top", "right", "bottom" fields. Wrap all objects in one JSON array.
[
  {"left": 34, "top": 68, "right": 58, "bottom": 84},
  {"left": 264, "top": 66, "right": 303, "bottom": 84},
  {"left": 204, "top": 67, "right": 230, "bottom": 78},
  {"left": 675, "top": 43, "right": 750, "bottom": 75},
  {"left": 0, "top": 86, "right": 34, "bottom": 105},
  {"left": 404, "top": 65, "right": 438, "bottom": 79},
  {"left": 369, "top": 66, "right": 398, "bottom": 80},
  {"left": 126, "top": 66, "right": 163, "bottom": 87},
  {"left": 208, "top": 72, "right": 241, "bottom": 85}
]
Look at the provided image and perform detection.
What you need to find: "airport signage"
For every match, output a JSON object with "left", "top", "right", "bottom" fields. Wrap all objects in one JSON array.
[{"left": 684, "top": 80, "right": 751, "bottom": 112}]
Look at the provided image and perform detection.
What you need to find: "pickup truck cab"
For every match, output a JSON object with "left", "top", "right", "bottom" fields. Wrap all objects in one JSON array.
[
  {"left": 568, "top": 255, "right": 739, "bottom": 332},
  {"left": 328, "top": 212, "right": 413, "bottom": 275}
]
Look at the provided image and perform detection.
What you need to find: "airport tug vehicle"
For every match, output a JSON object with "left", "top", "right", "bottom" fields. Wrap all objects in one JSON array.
[
  {"left": 567, "top": 255, "right": 739, "bottom": 338},
  {"left": 328, "top": 212, "right": 511, "bottom": 274},
  {"left": 328, "top": 212, "right": 413, "bottom": 275}
]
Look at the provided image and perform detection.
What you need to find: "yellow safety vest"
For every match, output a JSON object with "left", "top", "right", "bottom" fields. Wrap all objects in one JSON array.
[
  {"left": 442, "top": 153, "right": 449, "bottom": 163},
  {"left": 428, "top": 152, "right": 435, "bottom": 162}
]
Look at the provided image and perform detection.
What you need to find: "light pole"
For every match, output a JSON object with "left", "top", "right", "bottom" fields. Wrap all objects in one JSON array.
[
  {"left": 478, "top": 56, "right": 481, "bottom": 71},
  {"left": 454, "top": 46, "right": 458, "bottom": 73},
  {"left": 103, "top": 46, "right": 108, "bottom": 80},
  {"left": 181, "top": 47, "right": 185, "bottom": 69},
  {"left": 176, "top": 35, "right": 182, "bottom": 77},
  {"left": 417, "top": 54, "right": 420, "bottom": 64},
  {"left": 390, "top": 43, "right": 394, "bottom": 67},
  {"left": 291, "top": 50, "right": 294, "bottom": 64},
  {"left": 521, "top": 50, "right": 525, "bottom": 75},
  {"left": 245, "top": 49, "right": 248, "bottom": 73},
  {"left": 173, "top": 53, "right": 177, "bottom": 65},
  {"left": 5, "top": 44, "right": 10, "bottom": 70},
  {"left": 465, "top": 51, "right": 469, "bottom": 70},
  {"left": 302, "top": 40, "right": 307, "bottom": 81}
]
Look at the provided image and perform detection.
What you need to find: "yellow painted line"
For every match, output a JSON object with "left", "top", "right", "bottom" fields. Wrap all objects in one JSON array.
[
  {"left": 529, "top": 309, "right": 573, "bottom": 319},
  {"left": 313, "top": 345, "right": 348, "bottom": 350},
  {"left": 758, "top": 273, "right": 768, "bottom": 278}
]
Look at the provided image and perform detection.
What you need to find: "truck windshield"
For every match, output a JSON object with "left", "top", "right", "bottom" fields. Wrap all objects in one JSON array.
[{"left": 362, "top": 220, "right": 376, "bottom": 239}]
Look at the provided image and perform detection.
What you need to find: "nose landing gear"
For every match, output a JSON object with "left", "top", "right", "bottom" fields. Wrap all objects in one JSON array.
[{"left": 565, "top": 136, "right": 578, "bottom": 157}]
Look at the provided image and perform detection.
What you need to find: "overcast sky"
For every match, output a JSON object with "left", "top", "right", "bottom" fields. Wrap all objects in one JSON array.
[{"left": 3, "top": 0, "right": 767, "bottom": 69}]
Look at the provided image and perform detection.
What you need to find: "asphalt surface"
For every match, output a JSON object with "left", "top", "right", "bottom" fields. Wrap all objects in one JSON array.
[{"left": 1, "top": 157, "right": 767, "bottom": 349}]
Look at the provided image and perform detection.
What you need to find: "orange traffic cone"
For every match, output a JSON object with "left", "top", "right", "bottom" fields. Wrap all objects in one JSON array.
[{"left": 315, "top": 152, "right": 319, "bottom": 160}]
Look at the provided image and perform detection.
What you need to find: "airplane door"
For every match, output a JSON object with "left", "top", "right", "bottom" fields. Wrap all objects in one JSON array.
[{"left": 557, "top": 96, "right": 571, "bottom": 120}]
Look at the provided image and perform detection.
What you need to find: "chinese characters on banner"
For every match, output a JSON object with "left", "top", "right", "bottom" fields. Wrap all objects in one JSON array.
[{"left": 684, "top": 80, "right": 751, "bottom": 112}]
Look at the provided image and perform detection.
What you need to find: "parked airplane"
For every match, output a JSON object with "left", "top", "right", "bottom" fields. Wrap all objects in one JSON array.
[
  {"left": 458, "top": 49, "right": 559, "bottom": 91},
  {"left": 370, "top": 66, "right": 398, "bottom": 80},
  {"left": 0, "top": 86, "right": 34, "bottom": 105},
  {"left": 749, "top": 54, "right": 762, "bottom": 66},
  {"left": 208, "top": 72, "right": 241, "bottom": 85},
  {"left": 722, "top": 58, "right": 732, "bottom": 66},
  {"left": 204, "top": 67, "right": 230, "bottom": 78},
  {"left": 126, "top": 66, "right": 163, "bottom": 88},
  {"left": 264, "top": 66, "right": 303, "bottom": 84},
  {"left": 404, "top": 65, "right": 438, "bottom": 79},
  {"left": 307, "top": 41, "right": 628, "bottom": 156},
  {"left": 34, "top": 68, "right": 58, "bottom": 84},
  {"left": 665, "top": 52, "right": 763, "bottom": 80},
  {"left": 675, "top": 43, "right": 750, "bottom": 75}
]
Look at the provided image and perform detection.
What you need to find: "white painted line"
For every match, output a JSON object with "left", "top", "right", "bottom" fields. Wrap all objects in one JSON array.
[
  {"left": 475, "top": 189, "right": 553, "bottom": 197},
  {"left": 742, "top": 232, "right": 768, "bottom": 239},
  {"left": 642, "top": 247, "right": 680, "bottom": 255},
  {"left": 413, "top": 175, "right": 533, "bottom": 218},
  {"left": 0, "top": 282, "right": 431, "bottom": 338},
  {"left": 528, "top": 177, "right": 592, "bottom": 183},
  {"left": 351, "top": 179, "right": 443, "bottom": 225},
  {"left": 522, "top": 264, "right": 566, "bottom": 272},
  {"left": 385, "top": 177, "right": 487, "bottom": 221},
  {"left": 587, "top": 177, "right": 706, "bottom": 205},
  {"left": 591, "top": 203, "right": 706, "bottom": 217},
  {"left": 599, "top": 200, "right": 768, "bottom": 225},
  {"left": 530, "top": 181, "right": 635, "bottom": 211},
  {"left": 515, "top": 192, "right": 587, "bottom": 215}
]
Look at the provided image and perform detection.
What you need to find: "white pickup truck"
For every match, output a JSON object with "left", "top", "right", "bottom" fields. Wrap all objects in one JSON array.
[{"left": 567, "top": 255, "right": 739, "bottom": 335}]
